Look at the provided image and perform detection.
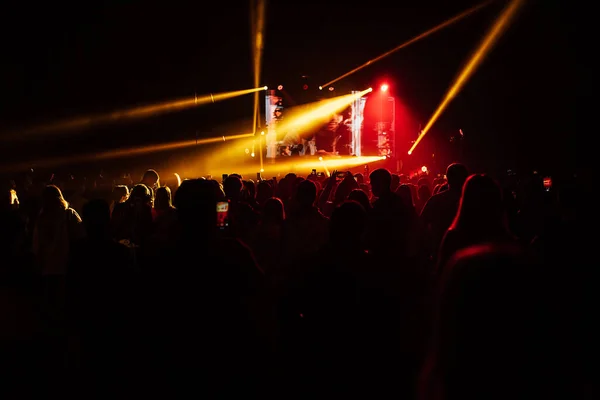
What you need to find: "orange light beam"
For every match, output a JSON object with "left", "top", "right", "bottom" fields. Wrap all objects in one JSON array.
[
  {"left": 4, "top": 87, "right": 267, "bottom": 141},
  {"left": 409, "top": 0, "right": 523, "bottom": 155},
  {"left": 320, "top": 0, "right": 495, "bottom": 89},
  {"left": 0, "top": 133, "right": 254, "bottom": 172}
]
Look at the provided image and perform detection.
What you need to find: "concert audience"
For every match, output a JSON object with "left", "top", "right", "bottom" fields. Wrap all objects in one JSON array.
[{"left": 0, "top": 161, "right": 588, "bottom": 398}]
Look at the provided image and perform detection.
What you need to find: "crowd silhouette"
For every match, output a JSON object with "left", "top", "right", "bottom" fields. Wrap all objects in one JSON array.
[{"left": 0, "top": 162, "right": 589, "bottom": 398}]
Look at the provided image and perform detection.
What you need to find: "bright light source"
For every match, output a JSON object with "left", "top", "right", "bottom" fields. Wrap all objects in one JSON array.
[
  {"left": 251, "top": 152, "right": 255, "bottom": 157},
  {"left": 303, "top": 84, "right": 308, "bottom": 90},
  {"left": 260, "top": 131, "right": 265, "bottom": 135},
  {"left": 277, "top": 85, "right": 283, "bottom": 90},
  {"left": 368, "top": 87, "right": 373, "bottom": 92},
  {"left": 381, "top": 84, "right": 389, "bottom": 92},
  {"left": 318, "top": 156, "right": 323, "bottom": 161},
  {"left": 260, "top": 168, "right": 264, "bottom": 172},
  {"left": 245, "top": 148, "right": 250, "bottom": 154},
  {"left": 263, "top": 86, "right": 268, "bottom": 90},
  {"left": 421, "top": 166, "right": 428, "bottom": 172},
  {"left": 408, "top": 151, "right": 412, "bottom": 155},
  {"left": 318, "top": 86, "right": 323, "bottom": 90},
  {"left": 328, "top": 86, "right": 334, "bottom": 91}
]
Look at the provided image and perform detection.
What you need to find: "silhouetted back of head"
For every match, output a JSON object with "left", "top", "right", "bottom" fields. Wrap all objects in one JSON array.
[
  {"left": 223, "top": 175, "right": 243, "bottom": 200},
  {"left": 256, "top": 180, "right": 273, "bottom": 204},
  {"left": 348, "top": 188, "right": 371, "bottom": 211},
  {"left": 41, "top": 184, "right": 68, "bottom": 212},
  {"left": 395, "top": 184, "right": 414, "bottom": 207},
  {"left": 112, "top": 185, "right": 129, "bottom": 202},
  {"left": 262, "top": 197, "right": 285, "bottom": 224},
  {"left": 446, "top": 163, "right": 469, "bottom": 190},
  {"left": 354, "top": 173, "right": 364, "bottom": 184},
  {"left": 128, "top": 184, "right": 152, "bottom": 205},
  {"left": 453, "top": 174, "right": 506, "bottom": 233},
  {"left": 174, "top": 179, "right": 217, "bottom": 234},
  {"left": 369, "top": 168, "right": 392, "bottom": 197},
  {"left": 295, "top": 179, "right": 317, "bottom": 208},
  {"left": 154, "top": 186, "right": 172, "bottom": 210},
  {"left": 83, "top": 199, "right": 111, "bottom": 237},
  {"left": 330, "top": 200, "right": 366, "bottom": 246},
  {"left": 418, "top": 184, "right": 432, "bottom": 201},
  {"left": 141, "top": 169, "right": 160, "bottom": 188},
  {"left": 244, "top": 180, "right": 256, "bottom": 198}
]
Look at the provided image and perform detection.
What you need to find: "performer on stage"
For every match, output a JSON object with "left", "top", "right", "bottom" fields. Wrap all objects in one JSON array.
[
  {"left": 334, "top": 107, "right": 353, "bottom": 155},
  {"left": 314, "top": 113, "right": 340, "bottom": 153}
]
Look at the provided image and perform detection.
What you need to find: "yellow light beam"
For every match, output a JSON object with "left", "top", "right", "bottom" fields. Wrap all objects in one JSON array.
[
  {"left": 320, "top": 0, "right": 495, "bottom": 89},
  {"left": 409, "top": 0, "right": 523, "bottom": 155},
  {"left": 0, "top": 133, "right": 254, "bottom": 173},
  {"left": 3, "top": 87, "right": 267, "bottom": 141},
  {"left": 274, "top": 88, "right": 372, "bottom": 139},
  {"left": 408, "top": 0, "right": 523, "bottom": 155},
  {"left": 251, "top": 0, "right": 266, "bottom": 136}
]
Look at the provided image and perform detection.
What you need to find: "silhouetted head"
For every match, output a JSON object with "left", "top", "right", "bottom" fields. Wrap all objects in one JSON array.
[
  {"left": 223, "top": 175, "right": 243, "bottom": 200},
  {"left": 295, "top": 179, "right": 318, "bottom": 208},
  {"left": 128, "top": 184, "right": 152, "bottom": 206},
  {"left": 174, "top": 178, "right": 218, "bottom": 234},
  {"left": 348, "top": 188, "right": 371, "bottom": 211},
  {"left": 244, "top": 180, "right": 256, "bottom": 199},
  {"left": 418, "top": 184, "right": 432, "bottom": 202},
  {"left": 395, "top": 184, "right": 414, "bottom": 207},
  {"left": 262, "top": 197, "right": 285, "bottom": 224},
  {"left": 154, "top": 186, "right": 172, "bottom": 210},
  {"left": 369, "top": 168, "right": 392, "bottom": 198},
  {"left": 333, "top": 173, "right": 359, "bottom": 205},
  {"left": 354, "top": 173, "right": 364, "bottom": 184},
  {"left": 446, "top": 163, "right": 469, "bottom": 191},
  {"left": 82, "top": 199, "right": 111, "bottom": 238},
  {"left": 452, "top": 174, "right": 506, "bottom": 233},
  {"left": 141, "top": 169, "right": 160, "bottom": 189},
  {"left": 330, "top": 200, "right": 366, "bottom": 246},
  {"left": 112, "top": 185, "right": 129, "bottom": 203},
  {"left": 41, "top": 185, "right": 68, "bottom": 212},
  {"left": 256, "top": 180, "right": 274, "bottom": 206}
]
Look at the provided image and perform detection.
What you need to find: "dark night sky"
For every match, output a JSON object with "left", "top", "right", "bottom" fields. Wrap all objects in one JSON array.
[{"left": 0, "top": 0, "right": 574, "bottom": 175}]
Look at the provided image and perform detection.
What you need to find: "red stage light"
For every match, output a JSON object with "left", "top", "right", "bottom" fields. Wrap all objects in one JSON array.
[
  {"left": 303, "top": 84, "right": 308, "bottom": 90},
  {"left": 277, "top": 85, "right": 283, "bottom": 90},
  {"left": 328, "top": 86, "right": 334, "bottom": 91},
  {"left": 381, "top": 84, "right": 389, "bottom": 92}
]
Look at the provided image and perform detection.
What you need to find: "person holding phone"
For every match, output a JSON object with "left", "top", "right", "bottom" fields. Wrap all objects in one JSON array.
[{"left": 147, "top": 178, "right": 272, "bottom": 397}]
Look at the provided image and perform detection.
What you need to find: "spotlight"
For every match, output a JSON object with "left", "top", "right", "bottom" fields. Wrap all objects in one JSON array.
[
  {"left": 318, "top": 86, "right": 323, "bottom": 90},
  {"left": 368, "top": 87, "right": 373, "bottom": 92},
  {"left": 381, "top": 84, "right": 388, "bottom": 92},
  {"left": 263, "top": 86, "right": 268, "bottom": 90},
  {"left": 408, "top": 151, "right": 412, "bottom": 155},
  {"left": 318, "top": 156, "right": 323, "bottom": 161},
  {"left": 251, "top": 152, "right": 255, "bottom": 157},
  {"left": 421, "top": 166, "right": 428, "bottom": 172},
  {"left": 260, "top": 168, "right": 264, "bottom": 172},
  {"left": 303, "top": 84, "right": 308, "bottom": 90},
  {"left": 277, "top": 85, "right": 283, "bottom": 90},
  {"left": 260, "top": 131, "right": 265, "bottom": 135},
  {"left": 328, "top": 86, "right": 334, "bottom": 91},
  {"left": 245, "top": 148, "right": 250, "bottom": 154}
]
